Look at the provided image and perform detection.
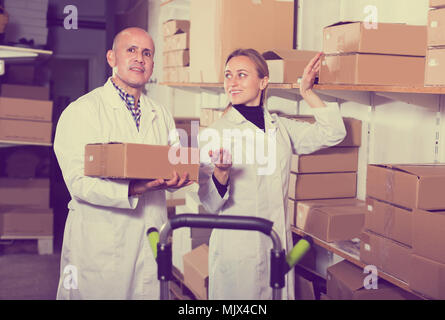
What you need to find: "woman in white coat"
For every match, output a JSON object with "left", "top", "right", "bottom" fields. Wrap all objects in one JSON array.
[
  {"left": 198, "top": 49, "right": 346, "bottom": 300},
  {"left": 54, "top": 27, "right": 191, "bottom": 299}
]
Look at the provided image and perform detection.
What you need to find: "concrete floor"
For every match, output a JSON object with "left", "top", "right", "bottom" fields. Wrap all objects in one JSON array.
[{"left": 0, "top": 236, "right": 62, "bottom": 300}]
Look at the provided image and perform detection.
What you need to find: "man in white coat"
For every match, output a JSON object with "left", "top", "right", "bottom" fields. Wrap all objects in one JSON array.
[{"left": 54, "top": 27, "right": 191, "bottom": 299}]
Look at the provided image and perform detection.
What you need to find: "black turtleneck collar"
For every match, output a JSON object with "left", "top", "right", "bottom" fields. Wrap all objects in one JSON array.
[{"left": 233, "top": 104, "right": 265, "bottom": 131}]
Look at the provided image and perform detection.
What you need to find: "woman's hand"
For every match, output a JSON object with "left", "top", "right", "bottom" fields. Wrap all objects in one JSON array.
[
  {"left": 299, "top": 52, "right": 323, "bottom": 98},
  {"left": 209, "top": 148, "right": 232, "bottom": 185}
]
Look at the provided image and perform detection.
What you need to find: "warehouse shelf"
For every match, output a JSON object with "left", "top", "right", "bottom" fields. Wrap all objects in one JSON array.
[
  {"left": 291, "top": 226, "right": 426, "bottom": 300},
  {"left": 0, "top": 45, "right": 52, "bottom": 63},
  {"left": 0, "top": 140, "right": 53, "bottom": 148}
]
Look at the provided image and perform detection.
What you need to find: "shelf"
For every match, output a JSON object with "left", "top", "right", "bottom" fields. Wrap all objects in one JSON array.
[
  {"left": 0, "top": 140, "right": 52, "bottom": 148},
  {"left": 161, "top": 82, "right": 445, "bottom": 94},
  {"left": 291, "top": 226, "right": 426, "bottom": 299},
  {"left": 0, "top": 45, "right": 52, "bottom": 63}
]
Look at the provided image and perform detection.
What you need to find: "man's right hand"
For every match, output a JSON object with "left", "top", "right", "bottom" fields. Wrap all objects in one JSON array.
[{"left": 128, "top": 171, "right": 193, "bottom": 196}]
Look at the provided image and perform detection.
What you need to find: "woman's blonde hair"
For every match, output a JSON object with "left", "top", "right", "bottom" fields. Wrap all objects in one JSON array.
[{"left": 223, "top": 48, "right": 269, "bottom": 115}]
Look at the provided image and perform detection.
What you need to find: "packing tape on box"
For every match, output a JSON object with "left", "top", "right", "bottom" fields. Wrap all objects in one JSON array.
[
  {"left": 429, "top": 59, "right": 438, "bottom": 67},
  {"left": 431, "top": 21, "right": 438, "bottom": 28},
  {"left": 385, "top": 170, "right": 395, "bottom": 203}
]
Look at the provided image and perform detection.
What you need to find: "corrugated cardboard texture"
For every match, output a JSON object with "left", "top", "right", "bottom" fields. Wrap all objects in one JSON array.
[
  {"left": 1, "top": 84, "right": 50, "bottom": 100},
  {"left": 289, "top": 172, "right": 357, "bottom": 200},
  {"left": 0, "top": 178, "right": 50, "bottom": 208},
  {"left": 0, "top": 206, "right": 53, "bottom": 236},
  {"left": 412, "top": 208, "right": 445, "bottom": 264},
  {"left": 366, "top": 164, "right": 445, "bottom": 210},
  {"left": 297, "top": 204, "right": 365, "bottom": 242},
  {"left": 84, "top": 143, "right": 199, "bottom": 181},
  {"left": 327, "top": 260, "right": 418, "bottom": 300},
  {"left": 365, "top": 197, "right": 412, "bottom": 247},
  {"left": 190, "top": 0, "right": 293, "bottom": 83},
  {"left": 263, "top": 49, "right": 319, "bottom": 83},
  {"left": 428, "top": 8, "right": 445, "bottom": 47},
  {"left": 323, "top": 22, "right": 427, "bottom": 56},
  {"left": 162, "top": 19, "right": 190, "bottom": 37},
  {"left": 360, "top": 231, "right": 412, "bottom": 283},
  {"left": 290, "top": 147, "right": 358, "bottom": 173},
  {"left": 0, "top": 119, "right": 52, "bottom": 144},
  {"left": 183, "top": 244, "right": 209, "bottom": 300},
  {"left": 410, "top": 254, "right": 445, "bottom": 300},
  {"left": 425, "top": 48, "right": 445, "bottom": 86},
  {"left": 0, "top": 97, "right": 53, "bottom": 122},
  {"left": 284, "top": 116, "right": 362, "bottom": 147},
  {"left": 320, "top": 54, "right": 425, "bottom": 86}
]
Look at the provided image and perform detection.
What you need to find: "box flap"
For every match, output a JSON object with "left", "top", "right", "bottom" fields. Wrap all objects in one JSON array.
[
  {"left": 371, "top": 163, "right": 445, "bottom": 177},
  {"left": 327, "top": 260, "right": 364, "bottom": 291}
]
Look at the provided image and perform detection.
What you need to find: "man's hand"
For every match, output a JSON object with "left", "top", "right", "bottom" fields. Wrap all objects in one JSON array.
[
  {"left": 209, "top": 148, "right": 232, "bottom": 185},
  {"left": 129, "top": 171, "right": 193, "bottom": 196}
]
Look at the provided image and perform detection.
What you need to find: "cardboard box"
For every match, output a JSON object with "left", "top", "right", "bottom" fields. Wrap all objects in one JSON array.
[
  {"left": 412, "top": 208, "right": 445, "bottom": 264},
  {"left": 164, "top": 32, "right": 189, "bottom": 52},
  {"left": 183, "top": 244, "right": 209, "bottom": 300},
  {"left": 1, "top": 84, "right": 50, "bottom": 100},
  {"left": 84, "top": 143, "right": 199, "bottom": 181},
  {"left": 425, "top": 48, "right": 445, "bottom": 86},
  {"left": 366, "top": 164, "right": 445, "bottom": 210},
  {"left": 0, "top": 206, "right": 53, "bottom": 237},
  {"left": 288, "top": 172, "right": 357, "bottom": 200},
  {"left": 0, "top": 119, "right": 52, "bottom": 144},
  {"left": 410, "top": 254, "right": 445, "bottom": 300},
  {"left": 0, "top": 97, "right": 53, "bottom": 121},
  {"left": 428, "top": 8, "right": 445, "bottom": 47},
  {"left": 430, "top": 0, "right": 445, "bottom": 8},
  {"left": 190, "top": 0, "right": 294, "bottom": 83},
  {"left": 284, "top": 116, "right": 362, "bottom": 147},
  {"left": 262, "top": 50, "right": 319, "bottom": 83},
  {"left": 360, "top": 231, "right": 412, "bottom": 283},
  {"left": 162, "top": 19, "right": 190, "bottom": 37},
  {"left": 288, "top": 198, "right": 295, "bottom": 226},
  {"left": 295, "top": 198, "right": 365, "bottom": 231},
  {"left": 5, "top": 65, "right": 35, "bottom": 85},
  {"left": 319, "top": 54, "right": 425, "bottom": 86},
  {"left": 296, "top": 203, "right": 366, "bottom": 242},
  {"left": 163, "top": 49, "right": 189, "bottom": 67},
  {"left": 327, "top": 259, "right": 419, "bottom": 300},
  {"left": 365, "top": 197, "right": 412, "bottom": 247},
  {"left": 0, "top": 178, "right": 50, "bottom": 207},
  {"left": 290, "top": 147, "right": 358, "bottom": 173},
  {"left": 323, "top": 22, "right": 426, "bottom": 56},
  {"left": 163, "top": 66, "right": 190, "bottom": 82}
]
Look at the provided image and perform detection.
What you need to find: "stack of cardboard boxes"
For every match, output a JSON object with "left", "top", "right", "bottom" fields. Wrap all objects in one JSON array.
[
  {"left": 363, "top": 163, "right": 445, "bottom": 299},
  {"left": 319, "top": 22, "right": 426, "bottom": 86},
  {"left": 287, "top": 116, "right": 366, "bottom": 243},
  {"left": 162, "top": 19, "right": 190, "bottom": 83},
  {"left": 0, "top": 84, "right": 53, "bottom": 253},
  {"left": 425, "top": 0, "right": 445, "bottom": 85}
]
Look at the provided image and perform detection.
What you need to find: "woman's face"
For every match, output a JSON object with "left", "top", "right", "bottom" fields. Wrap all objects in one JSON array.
[{"left": 224, "top": 55, "right": 268, "bottom": 106}]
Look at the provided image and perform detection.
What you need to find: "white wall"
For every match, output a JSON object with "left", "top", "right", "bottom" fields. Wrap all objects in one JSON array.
[{"left": 147, "top": 0, "right": 440, "bottom": 201}]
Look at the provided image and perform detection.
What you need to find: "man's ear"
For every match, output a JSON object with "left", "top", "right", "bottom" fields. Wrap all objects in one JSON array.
[
  {"left": 260, "top": 76, "right": 269, "bottom": 90},
  {"left": 106, "top": 50, "right": 115, "bottom": 68}
]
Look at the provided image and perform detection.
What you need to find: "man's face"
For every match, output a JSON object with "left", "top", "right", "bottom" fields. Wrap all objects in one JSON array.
[{"left": 107, "top": 29, "right": 155, "bottom": 89}]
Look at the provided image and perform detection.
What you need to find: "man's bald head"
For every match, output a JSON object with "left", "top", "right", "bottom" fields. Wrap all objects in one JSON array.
[{"left": 112, "top": 27, "right": 155, "bottom": 54}]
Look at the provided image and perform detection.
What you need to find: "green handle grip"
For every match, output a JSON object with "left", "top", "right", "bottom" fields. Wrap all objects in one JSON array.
[
  {"left": 147, "top": 228, "right": 159, "bottom": 259},
  {"left": 286, "top": 236, "right": 312, "bottom": 269}
]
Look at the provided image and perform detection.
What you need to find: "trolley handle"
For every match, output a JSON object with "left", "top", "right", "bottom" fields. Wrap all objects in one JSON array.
[{"left": 168, "top": 214, "right": 274, "bottom": 236}]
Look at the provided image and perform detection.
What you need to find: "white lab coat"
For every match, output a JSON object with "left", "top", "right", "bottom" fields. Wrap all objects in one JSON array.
[
  {"left": 54, "top": 78, "right": 178, "bottom": 299},
  {"left": 198, "top": 103, "right": 346, "bottom": 300}
]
